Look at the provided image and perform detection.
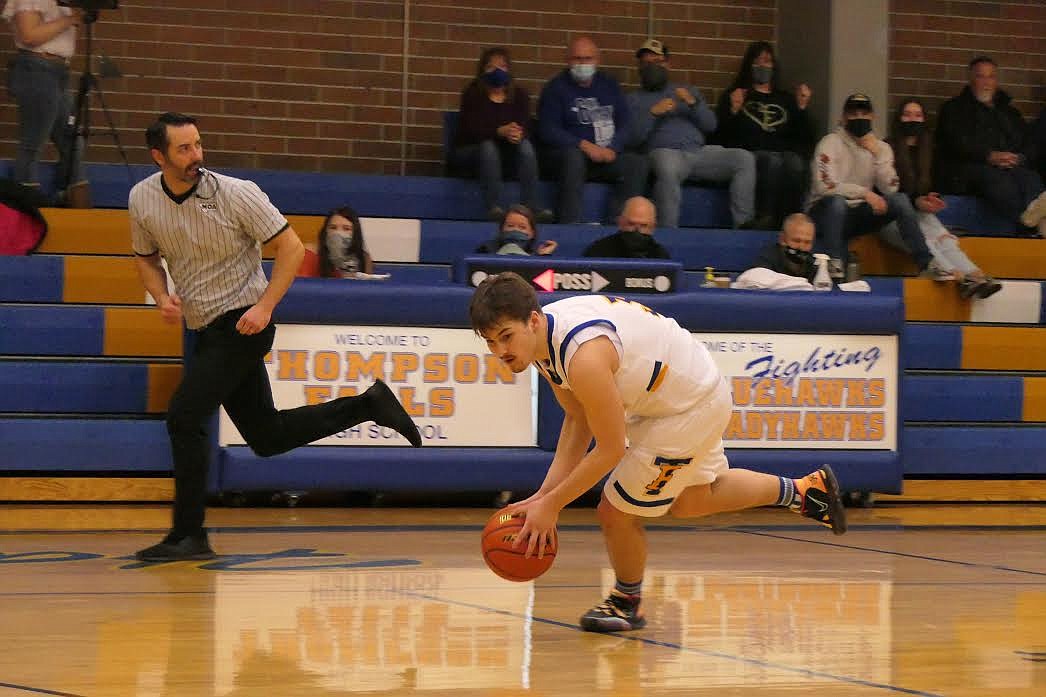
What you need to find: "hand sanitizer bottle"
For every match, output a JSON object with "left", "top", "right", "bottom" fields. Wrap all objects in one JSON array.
[{"left": 812, "top": 253, "right": 833, "bottom": 291}]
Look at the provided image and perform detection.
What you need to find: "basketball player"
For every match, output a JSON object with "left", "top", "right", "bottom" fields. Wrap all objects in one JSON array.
[
  {"left": 130, "top": 112, "right": 422, "bottom": 562},
  {"left": 469, "top": 272, "right": 846, "bottom": 632}
]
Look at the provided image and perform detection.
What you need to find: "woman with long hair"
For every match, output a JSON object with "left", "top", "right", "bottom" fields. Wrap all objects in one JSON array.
[
  {"left": 475, "top": 203, "right": 557, "bottom": 256},
  {"left": 886, "top": 98, "right": 1000, "bottom": 299},
  {"left": 298, "top": 206, "right": 374, "bottom": 278},
  {"left": 714, "top": 41, "right": 816, "bottom": 228},
  {"left": 450, "top": 46, "right": 551, "bottom": 222}
]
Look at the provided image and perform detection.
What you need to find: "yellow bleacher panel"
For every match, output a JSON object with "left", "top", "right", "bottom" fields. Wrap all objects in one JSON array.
[
  {"left": 850, "top": 235, "right": 1045, "bottom": 280},
  {"left": 63, "top": 256, "right": 144, "bottom": 304},
  {"left": 103, "top": 307, "right": 183, "bottom": 357},
  {"left": 961, "top": 326, "right": 1046, "bottom": 370},
  {"left": 37, "top": 208, "right": 132, "bottom": 255},
  {"left": 902, "top": 279, "right": 971, "bottom": 321},
  {"left": 147, "top": 364, "right": 183, "bottom": 413},
  {"left": 1022, "top": 377, "right": 1046, "bottom": 422}
]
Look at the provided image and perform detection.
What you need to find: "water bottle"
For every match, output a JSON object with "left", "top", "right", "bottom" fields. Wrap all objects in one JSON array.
[
  {"left": 845, "top": 252, "right": 861, "bottom": 283},
  {"left": 812, "top": 253, "right": 833, "bottom": 291}
]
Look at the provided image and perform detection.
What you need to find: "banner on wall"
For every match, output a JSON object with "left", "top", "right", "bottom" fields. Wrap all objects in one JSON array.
[
  {"left": 218, "top": 325, "right": 537, "bottom": 447},
  {"left": 693, "top": 333, "right": 898, "bottom": 450}
]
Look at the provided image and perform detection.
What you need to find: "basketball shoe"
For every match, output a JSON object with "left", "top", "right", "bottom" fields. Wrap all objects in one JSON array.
[
  {"left": 135, "top": 532, "right": 216, "bottom": 562},
  {"left": 792, "top": 464, "right": 847, "bottom": 535},
  {"left": 579, "top": 590, "right": 646, "bottom": 633}
]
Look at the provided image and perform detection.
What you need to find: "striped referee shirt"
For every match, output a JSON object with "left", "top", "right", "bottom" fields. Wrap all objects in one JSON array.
[{"left": 129, "top": 169, "right": 289, "bottom": 329}]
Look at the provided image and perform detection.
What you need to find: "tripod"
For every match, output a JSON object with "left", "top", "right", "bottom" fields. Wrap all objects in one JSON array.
[{"left": 60, "top": 10, "right": 131, "bottom": 203}]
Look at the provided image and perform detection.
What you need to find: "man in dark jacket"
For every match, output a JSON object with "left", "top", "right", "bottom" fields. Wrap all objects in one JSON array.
[
  {"left": 934, "top": 56, "right": 1043, "bottom": 233},
  {"left": 583, "top": 196, "right": 670, "bottom": 259},
  {"left": 749, "top": 213, "right": 817, "bottom": 282}
]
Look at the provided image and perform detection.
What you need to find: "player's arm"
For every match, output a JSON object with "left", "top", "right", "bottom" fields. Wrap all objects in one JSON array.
[
  {"left": 237, "top": 226, "right": 305, "bottom": 334},
  {"left": 537, "top": 381, "right": 594, "bottom": 494},
  {"left": 543, "top": 337, "right": 626, "bottom": 510}
]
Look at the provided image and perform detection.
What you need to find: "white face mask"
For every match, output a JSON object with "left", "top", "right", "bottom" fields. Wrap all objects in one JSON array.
[
  {"left": 326, "top": 232, "right": 357, "bottom": 272},
  {"left": 570, "top": 63, "right": 596, "bottom": 83}
]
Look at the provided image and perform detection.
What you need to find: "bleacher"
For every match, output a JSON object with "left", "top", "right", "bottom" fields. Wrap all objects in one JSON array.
[{"left": 1, "top": 161, "right": 1044, "bottom": 503}]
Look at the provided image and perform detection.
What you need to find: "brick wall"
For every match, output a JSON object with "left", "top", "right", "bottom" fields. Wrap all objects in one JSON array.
[
  {"left": 889, "top": 0, "right": 1045, "bottom": 123},
  {"left": 0, "top": 1, "right": 1040, "bottom": 179}
]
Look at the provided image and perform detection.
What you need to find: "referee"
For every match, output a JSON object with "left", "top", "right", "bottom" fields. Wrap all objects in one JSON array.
[{"left": 131, "top": 112, "right": 422, "bottom": 562}]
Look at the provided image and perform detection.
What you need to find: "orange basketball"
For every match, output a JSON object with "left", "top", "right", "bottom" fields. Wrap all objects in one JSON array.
[{"left": 481, "top": 509, "right": 557, "bottom": 582}]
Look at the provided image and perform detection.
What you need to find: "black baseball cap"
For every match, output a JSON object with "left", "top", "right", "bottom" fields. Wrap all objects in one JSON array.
[{"left": 843, "top": 93, "right": 874, "bottom": 113}]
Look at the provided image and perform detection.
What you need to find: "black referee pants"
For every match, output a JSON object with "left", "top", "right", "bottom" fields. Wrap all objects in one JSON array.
[{"left": 166, "top": 308, "right": 377, "bottom": 538}]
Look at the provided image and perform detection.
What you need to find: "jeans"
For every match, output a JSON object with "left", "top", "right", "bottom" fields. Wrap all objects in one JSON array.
[
  {"left": 809, "top": 193, "right": 932, "bottom": 269},
  {"left": 961, "top": 163, "right": 1044, "bottom": 224},
  {"left": 878, "top": 211, "right": 979, "bottom": 276},
  {"left": 166, "top": 308, "right": 386, "bottom": 537},
  {"left": 649, "top": 145, "right": 755, "bottom": 227},
  {"left": 6, "top": 52, "right": 83, "bottom": 188},
  {"left": 451, "top": 137, "right": 540, "bottom": 212},
  {"left": 755, "top": 150, "right": 807, "bottom": 224},
  {"left": 543, "top": 146, "right": 650, "bottom": 224}
]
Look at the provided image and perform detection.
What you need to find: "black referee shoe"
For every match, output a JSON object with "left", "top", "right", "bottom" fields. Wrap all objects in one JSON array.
[
  {"left": 366, "top": 379, "right": 423, "bottom": 447},
  {"left": 135, "top": 533, "right": 216, "bottom": 562}
]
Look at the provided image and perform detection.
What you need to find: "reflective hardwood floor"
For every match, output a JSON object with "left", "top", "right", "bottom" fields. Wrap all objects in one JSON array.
[{"left": 1, "top": 504, "right": 1044, "bottom": 696}]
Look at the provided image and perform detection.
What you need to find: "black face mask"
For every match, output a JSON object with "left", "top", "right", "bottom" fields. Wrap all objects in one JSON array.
[
  {"left": 898, "top": 121, "right": 924, "bottom": 137},
  {"left": 620, "top": 229, "right": 654, "bottom": 256},
  {"left": 639, "top": 63, "right": 668, "bottom": 91},
  {"left": 845, "top": 118, "right": 873, "bottom": 138},
  {"left": 783, "top": 245, "right": 812, "bottom": 268}
]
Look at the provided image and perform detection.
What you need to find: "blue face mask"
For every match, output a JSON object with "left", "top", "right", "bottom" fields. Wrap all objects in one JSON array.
[
  {"left": 501, "top": 230, "right": 530, "bottom": 245},
  {"left": 570, "top": 63, "right": 597, "bottom": 83},
  {"left": 483, "top": 67, "right": 511, "bottom": 87}
]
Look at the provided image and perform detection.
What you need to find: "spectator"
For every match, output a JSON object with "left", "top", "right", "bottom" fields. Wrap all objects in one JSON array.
[
  {"left": 450, "top": 47, "right": 551, "bottom": 222},
  {"left": 582, "top": 196, "right": 669, "bottom": 259},
  {"left": 749, "top": 213, "right": 817, "bottom": 282},
  {"left": 298, "top": 206, "right": 374, "bottom": 277},
  {"left": 475, "top": 204, "right": 557, "bottom": 256},
  {"left": 714, "top": 41, "right": 816, "bottom": 229},
  {"left": 886, "top": 98, "right": 1001, "bottom": 299},
  {"left": 537, "top": 36, "right": 648, "bottom": 224},
  {"left": 2, "top": 0, "right": 89, "bottom": 207},
  {"left": 1021, "top": 107, "right": 1046, "bottom": 234},
  {"left": 807, "top": 93, "right": 936, "bottom": 280},
  {"left": 628, "top": 39, "right": 756, "bottom": 229},
  {"left": 934, "top": 56, "right": 1043, "bottom": 235}
]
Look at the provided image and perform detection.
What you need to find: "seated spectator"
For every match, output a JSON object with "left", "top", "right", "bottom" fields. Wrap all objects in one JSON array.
[
  {"left": 538, "top": 36, "right": 648, "bottom": 224},
  {"left": 450, "top": 47, "right": 551, "bottom": 222},
  {"left": 807, "top": 93, "right": 935, "bottom": 280},
  {"left": 886, "top": 98, "right": 1001, "bottom": 299},
  {"left": 1021, "top": 107, "right": 1046, "bottom": 234},
  {"left": 628, "top": 39, "right": 756, "bottom": 229},
  {"left": 582, "top": 196, "right": 669, "bottom": 259},
  {"left": 934, "top": 56, "right": 1044, "bottom": 235},
  {"left": 475, "top": 204, "right": 557, "bottom": 256},
  {"left": 749, "top": 213, "right": 817, "bottom": 283},
  {"left": 298, "top": 206, "right": 373, "bottom": 277},
  {"left": 714, "top": 41, "right": 816, "bottom": 229}
]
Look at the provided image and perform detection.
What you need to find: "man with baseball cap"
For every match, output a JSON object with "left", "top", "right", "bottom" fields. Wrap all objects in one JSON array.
[
  {"left": 627, "top": 38, "right": 756, "bottom": 229},
  {"left": 807, "top": 92, "right": 934, "bottom": 281}
]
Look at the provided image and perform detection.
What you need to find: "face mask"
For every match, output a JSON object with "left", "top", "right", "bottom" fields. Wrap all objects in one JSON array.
[
  {"left": 898, "top": 121, "right": 924, "bottom": 137},
  {"left": 570, "top": 63, "right": 597, "bottom": 83},
  {"left": 845, "top": 118, "right": 872, "bottom": 138},
  {"left": 783, "top": 245, "right": 812, "bottom": 267},
  {"left": 483, "top": 67, "right": 510, "bottom": 87},
  {"left": 620, "top": 229, "right": 654, "bottom": 256},
  {"left": 639, "top": 63, "right": 668, "bottom": 91},
  {"left": 751, "top": 65, "right": 773, "bottom": 84},
  {"left": 500, "top": 230, "right": 530, "bottom": 246},
  {"left": 326, "top": 233, "right": 357, "bottom": 272}
]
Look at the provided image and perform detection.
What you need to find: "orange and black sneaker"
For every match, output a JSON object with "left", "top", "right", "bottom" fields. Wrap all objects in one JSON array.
[
  {"left": 579, "top": 590, "right": 646, "bottom": 633},
  {"left": 792, "top": 464, "right": 847, "bottom": 535}
]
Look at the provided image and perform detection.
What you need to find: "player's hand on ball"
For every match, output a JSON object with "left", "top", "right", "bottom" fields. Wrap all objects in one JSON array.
[
  {"left": 236, "top": 304, "right": 271, "bottom": 335},
  {"left": 514, "top": 496, "right": 560, "bottom": 559}
]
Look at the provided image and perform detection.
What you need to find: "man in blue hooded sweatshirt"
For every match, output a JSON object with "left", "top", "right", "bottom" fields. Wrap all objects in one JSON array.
[{"left": 538, "top": 36, "right": 649, "bottom": 224}]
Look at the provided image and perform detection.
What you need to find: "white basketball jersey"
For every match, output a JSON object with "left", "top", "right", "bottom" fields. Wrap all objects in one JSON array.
[{"left": 538, "top": 295, "right": 721, "bottom": 417}]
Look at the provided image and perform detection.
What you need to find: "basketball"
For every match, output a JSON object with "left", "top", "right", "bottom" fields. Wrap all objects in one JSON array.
[{"left": 481, "top": 509, "right": 557, "bottom": 582}]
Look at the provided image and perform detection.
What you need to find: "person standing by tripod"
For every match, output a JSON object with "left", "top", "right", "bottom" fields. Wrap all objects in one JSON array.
[{"left": 2, "top": 0, "right": 90, "bottom": 206}]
